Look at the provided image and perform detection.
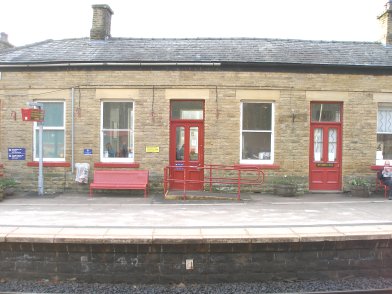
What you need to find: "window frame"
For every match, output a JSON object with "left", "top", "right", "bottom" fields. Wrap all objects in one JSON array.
[
  {"left": 100, "top": 100, "right": 135, "bottom": 163},
  {"left": 377, "top": 103, "right": 392, "bottom": 165},
  {"left": 33, "top": 101, "right": 66, "bottom": 162},
  {"left": 240, "top": 101, "right": 275, "bottom": 164}
]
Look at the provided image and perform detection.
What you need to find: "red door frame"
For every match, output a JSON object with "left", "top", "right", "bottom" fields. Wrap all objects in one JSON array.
[
  {"left": 309, "top": 102, "right": 343, "bottom": 191},
  {"left": 169, "top": 101, "right": 205, "bottom": 190}
]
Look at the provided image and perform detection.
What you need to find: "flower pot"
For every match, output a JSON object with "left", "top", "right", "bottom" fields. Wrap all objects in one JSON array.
[
  {"left": 4, "top": 187, "right": 15, "bottom": 196},
  {"left": 350, "top": 186, "right": 369, "bottom": 197},
  {"left": 274, "top": 184, "right": 297, "bottom": 197}
]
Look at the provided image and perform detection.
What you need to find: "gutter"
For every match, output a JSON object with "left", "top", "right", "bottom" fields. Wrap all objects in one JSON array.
[
  {"left": 1, "top": 61, "right": 392, "bottom": 73},
  {"left": 0, "top": 62, "right": 222, "bottom": 68},
  {"left": 222, "top": 61, "right": 392, "bottom": 69}
]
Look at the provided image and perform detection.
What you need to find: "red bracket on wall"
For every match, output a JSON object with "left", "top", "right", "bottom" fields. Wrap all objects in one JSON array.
[
  {"left": 27, "top": 162, "right": 71, "bottom": 167},
  {"left": 94, "top": 162, "right": 140, "bottom": 168},
  {"left": 234, "top": 164, "right": 280, "bottom": 170}
]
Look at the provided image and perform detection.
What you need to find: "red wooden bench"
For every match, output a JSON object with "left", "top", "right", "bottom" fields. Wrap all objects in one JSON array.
[{"left": 89, "top": 170, "right": 149, "bottom": 197}]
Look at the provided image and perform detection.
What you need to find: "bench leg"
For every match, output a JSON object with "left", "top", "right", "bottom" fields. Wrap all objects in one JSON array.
[{"left": 89, "top": 188, "right": 93, "bottom": 197}]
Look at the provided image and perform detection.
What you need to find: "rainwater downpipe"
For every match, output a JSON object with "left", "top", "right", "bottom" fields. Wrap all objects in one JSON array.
[{"left": 71, "top": 87, "right": 74, "bottom": 174}]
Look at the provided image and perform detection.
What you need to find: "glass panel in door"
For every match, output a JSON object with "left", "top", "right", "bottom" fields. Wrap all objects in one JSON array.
[
  {"left": 176, "top": 127, "right": 185, "bottom": 160},
  {"left": 189, "top": 127, "right": 199, "bottom": 161},
  {"left": 314, "top": 128, "right": 323, "bottom": 162},
  {"left": 328, "top": 128, "right": 337, "bottom": 162}
]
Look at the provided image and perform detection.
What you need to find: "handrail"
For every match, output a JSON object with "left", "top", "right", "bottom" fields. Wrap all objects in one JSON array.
[{"left": 163, "top": 164, "right": 264, "bottom": 200}]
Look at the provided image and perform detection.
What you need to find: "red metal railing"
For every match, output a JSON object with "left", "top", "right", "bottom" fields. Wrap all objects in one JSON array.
[{"left": 163, "top": 164, "right": 264, "bottom": 200}]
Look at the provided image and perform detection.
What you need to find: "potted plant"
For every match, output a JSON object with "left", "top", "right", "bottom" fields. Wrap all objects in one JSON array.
[
  {"left": 349, "top": 177, "right": 370, "bottom": 197},
  {"left": 272, "top": 175, "right": 299, "bottom": 197}
]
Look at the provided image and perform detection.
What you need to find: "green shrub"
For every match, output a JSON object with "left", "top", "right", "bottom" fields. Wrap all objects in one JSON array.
[
  {"left": 0, "top": 178, "right": 17, "bottom": 189},
  {"left": 348, "top": 177, "right": 370, "bottom": 187}
]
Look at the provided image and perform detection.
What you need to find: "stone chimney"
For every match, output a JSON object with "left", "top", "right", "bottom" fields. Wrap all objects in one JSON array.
[
  {"left": 90, "top": 4, "right": 113, "bottom": 40},
  {"left": 1, "top": 32, "right": 9, "bottom": 43},
  {"left": 378, "top": 1, "right": 392, "bottom": 45},
  {"left": 0, "top": 32, "right": 13, "bottom": 50}
]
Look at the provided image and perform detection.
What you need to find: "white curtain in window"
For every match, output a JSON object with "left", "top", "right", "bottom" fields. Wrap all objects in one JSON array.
[{"left": 378, "top": 109, "right": 392, "bottom": 133}]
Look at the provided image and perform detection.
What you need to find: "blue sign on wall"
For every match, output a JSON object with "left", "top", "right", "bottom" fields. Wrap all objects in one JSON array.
[
  {"left": 84, "top": 149, "right": 93, "bottom": 155},
  {"left": 8, "top": 148, "right": 26, "bottom": 160}
]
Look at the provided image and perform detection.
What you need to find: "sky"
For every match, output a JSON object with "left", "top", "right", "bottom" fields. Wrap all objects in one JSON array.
[{"left": 0, "top": 0, "right": 389, "bottom": 47}]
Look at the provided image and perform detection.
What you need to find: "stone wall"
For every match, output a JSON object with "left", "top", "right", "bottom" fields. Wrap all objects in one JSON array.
[
  {"left": 0, "top": 239, "right": 391, "bottom": 283},
  {"left": 0, "top": 69, "right": 391, "bottom": 192}
]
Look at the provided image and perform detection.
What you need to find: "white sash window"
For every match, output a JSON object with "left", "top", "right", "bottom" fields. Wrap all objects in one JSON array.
[
  {"left": 240, "top": 102, "right": 274, "bottom": 164},
  {"left": 377, "top": 104, "right": 392, "bottom": 163},
  {"left": 101, "top": 101, "right": 134, "bottom": 162},
  {"left": 33, "top": 101, "right": 65, "bottom": 162}
]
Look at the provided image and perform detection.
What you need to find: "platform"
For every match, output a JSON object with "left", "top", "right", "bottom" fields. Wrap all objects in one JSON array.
[
  {"left": 0, "top": 191, "right": 391, "bottom": 283},
  {"left": 0, "top": 191, "right": 391, "bottom": 243}
]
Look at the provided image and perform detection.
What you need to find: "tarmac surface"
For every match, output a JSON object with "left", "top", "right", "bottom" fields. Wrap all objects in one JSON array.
[{"left": 0, "top": 191, "right": 392, "bottom": 243}]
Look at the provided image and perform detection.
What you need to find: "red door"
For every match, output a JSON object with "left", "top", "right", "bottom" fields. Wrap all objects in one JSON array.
[
  {"left": 309, "top": 103, "right": 342, "bottom": 191},
  {"left": 169, "top": 100, "right": 205, "bottom": 191},
  {"left": 170, "top": 122, "right": 204, "bottom": 190}
]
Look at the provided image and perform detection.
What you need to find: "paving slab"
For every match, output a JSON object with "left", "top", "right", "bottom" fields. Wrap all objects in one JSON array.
[{"left": 0, "top": 192, "right": 391, "bottom": 243}]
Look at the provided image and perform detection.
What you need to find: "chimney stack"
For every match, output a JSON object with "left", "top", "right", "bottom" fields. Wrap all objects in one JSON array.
[
  {"left": 1, "top": 32, "right": 9, "bottom": 43},
  {"left": 0, "top": 32, "right": 13, "bottom": 50},
  {"left": 90, "top": 4, "right": 113, "bottom": 40},
  {"left": 378, "top": 1, "right": 392, "bottom": 45}
]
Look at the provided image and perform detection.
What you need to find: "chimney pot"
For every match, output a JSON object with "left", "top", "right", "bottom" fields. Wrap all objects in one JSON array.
[{"left": 90, "top": 4, "right": 114, "bottom": 40}]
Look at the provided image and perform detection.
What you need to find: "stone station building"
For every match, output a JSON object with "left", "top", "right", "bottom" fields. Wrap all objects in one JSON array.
[{"left": 1, "top": 3, "right": 392, "bottom": 194}]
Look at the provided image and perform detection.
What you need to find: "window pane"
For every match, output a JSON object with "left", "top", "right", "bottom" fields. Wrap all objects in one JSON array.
[
  {"left": 242, "top": 103, "right": 272, "bottom": 130},
  {"left": 242, "top": 132, "right": 271, "bottom": 160},
  {"left": 328, "top": 128, "right": 337, "bottom": 162},
  {"left": 103, "top": 102, "right": 133, "bottom": 129},
  {"left": 42, "top": 102, "right": 64, "bottom": 127},
  {"left": 176, "top": 127, "right": 185, "bottom": 160},
  {"left": 189, "top": 127, "right": 198, "bottom": 161},
  {"left": 311, "top": 103, "right": 340, "bottom": 122},
  {"left": 103, "top": 130, "right": 133, "bottom": 158},
  {"left": 378, "top": 108, "right": 392, "bottom": 133},
  {"left": 314, "top": 128, "right": 323, "bottom": 161},
  {"left": 36, "top": 130, "right": 64, "bottom": 158},
  {"left": 171, "top": 101, "right": 203, "bottom": 120},
  {"left": 377, "top": 134, "right": 392, "bottom": 160}
]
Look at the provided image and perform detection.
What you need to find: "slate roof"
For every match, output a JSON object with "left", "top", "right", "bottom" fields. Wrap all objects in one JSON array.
[{"left": 0, "top": 37, "right": 391, "bottom": 68}]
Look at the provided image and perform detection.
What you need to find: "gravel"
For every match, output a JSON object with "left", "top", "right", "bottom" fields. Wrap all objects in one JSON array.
[{"left": 1, "top": 277, "right": 392, "bottom": 293}]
